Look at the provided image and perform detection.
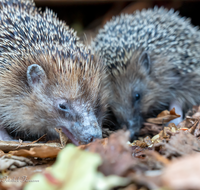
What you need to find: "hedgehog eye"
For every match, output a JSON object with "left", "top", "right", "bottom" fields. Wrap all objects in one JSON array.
[
  {"left": 135, "top": 93, "right": 140, "bottom": 101},
  {"left": 59, "top": 104, "right": 67, "bottom": 110}
]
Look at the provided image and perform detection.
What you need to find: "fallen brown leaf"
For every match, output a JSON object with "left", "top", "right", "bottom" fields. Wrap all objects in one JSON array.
[
  {"left": 140, "top": 123, "right": 162, "bottom": 136},
  {"left": 178, "top": 116, "right": 198, "bottom": 129},
  {"left": 162, "top": 153, "right": 200, "bottom": 190},
  {"left": 54, "top": 128, "right": 68, "bottom": 147},
  {"left": 0, "top": 141, "right": 62, "bottom": 152},
  {"left": 9, "top": 146, "right": 61, "bottom": 158},
  {"left": 78, "top": 138, "right": 108, "bottom": 150},
  {"left": 145, "top": 151, "right": 170, "bottom": 166},
  {"left": 155, "top": 131, "right": 200, "bottom": 158},
  {"left": 0, "top": 155, "right": 33, "bottom": 171},
  {"left": 86, "top": 130, "right": 147, "bottom": 176},
  {"left": 147, "top": 108, "right": 180, "bottom": 124},
  {"left": 191, "top": 106, "right": 200, "bottom": 119},
  {"left": 143, "top": 136, "right": 152, "bottom": 146},
  {"left": 194, "top": 121, "right": 200, "bottom": 137},
  {"left": 0, "top": 149, "right": 5, "bottom": 157},
  {"left": 131, "top": 146, "right": 151, "bottom": 159}
]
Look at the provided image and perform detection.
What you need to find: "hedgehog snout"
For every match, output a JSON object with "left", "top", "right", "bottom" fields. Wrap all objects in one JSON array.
[
  {"left": 68, "top": 118, "right": 102, "bottom": 145},
  {"left": 79, "top": 122, "right": 102, "bottom": 144},
  {"left": 120, "top": 117, "right": 143, "bottom": 142},
  {"left": 126, "top": 121, "right": 140, "bottom": 142},
  {"left": 85, "top": 132, "right": 102, "bottom": 143},
  {"left": 83, "top": 132, "right": 102, "bottom": 144}
]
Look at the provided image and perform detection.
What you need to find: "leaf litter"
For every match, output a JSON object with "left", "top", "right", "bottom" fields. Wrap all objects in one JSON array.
[{"left": 1, "top": 108, "right": 200, "bottom": 189}]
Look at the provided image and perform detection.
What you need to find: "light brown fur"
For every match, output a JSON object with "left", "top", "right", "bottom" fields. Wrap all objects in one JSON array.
[
  {"left": 0, "top": 52, "right": 108, "bottom": 140},
  {"left": 0, "top": 0, "right": 109, "bottom": 144}
]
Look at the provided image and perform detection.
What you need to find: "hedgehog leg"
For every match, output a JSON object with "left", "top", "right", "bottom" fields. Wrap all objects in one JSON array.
[
  {"left": 168, "top": 100, "right": 183, "bottom": 125},
  {"left": 0, "top": 127, "right": 13, "bottom": 141}
]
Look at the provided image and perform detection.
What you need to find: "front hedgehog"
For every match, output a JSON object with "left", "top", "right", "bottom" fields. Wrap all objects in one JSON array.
[
  {"left": 92, "top": 7, "right": 200, "bottom": 139},
  {"left": 0, "top": 0, "right": 108, "bottom": 145}
]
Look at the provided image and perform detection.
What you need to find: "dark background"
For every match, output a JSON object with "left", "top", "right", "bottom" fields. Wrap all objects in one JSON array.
[{"left": 34, "top": 0, "right": 200, "bottom": 37}]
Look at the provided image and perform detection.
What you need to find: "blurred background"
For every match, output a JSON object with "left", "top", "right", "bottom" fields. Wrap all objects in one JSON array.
[{"left": 35, "top": 0, "right": 200, "bottom": 40}]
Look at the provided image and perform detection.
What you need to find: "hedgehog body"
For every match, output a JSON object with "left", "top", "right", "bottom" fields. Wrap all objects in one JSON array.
[
  {"left": 0, "top": 0, "right": 108, "bottom": 145},
  {"left": 92, "top": 7, "right": 200, "bottom": 138}
]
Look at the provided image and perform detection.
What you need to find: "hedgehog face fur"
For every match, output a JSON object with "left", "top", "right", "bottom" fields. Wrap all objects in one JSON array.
[
  {"left": 0, "top": 0, "right": 108, "bottom": 145},
  {"left": 108, "top": 50, "right": 200, "bottom": 138},
  {"left": 92, "top": 7, "right": 200, "bottom": 139},
  {"left": 108, "top": 51, "right": 176, "bottom": 137}
]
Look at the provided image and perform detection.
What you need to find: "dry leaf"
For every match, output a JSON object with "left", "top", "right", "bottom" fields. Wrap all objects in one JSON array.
[
  {"left": 162, "top": 153, "right": 200, "bottom": 190},
  {"left": 145, "top": 151, "right": 170, "bottom": 166},
  {"left": 131, "top": 140, "right": 148, "bottom": 148},
  {"left": 0, "top": 149, "right": 5, "bottom": 157},
  {"left": 155, "top": 131, "right": 200, "bottom": 158},
  {"left": 147, "top": 108, "right": 180, "bottom": 124},
  {"left": 78, "top": 138, "right": 108, "bottom": 150},
  {"left": 143, "top": 136, "right": 152, "bottom": 146},
  {"left": 194, "top": 121, "right": 200, "bottom": 137},
  {"left": 86, "top": 131, "right": 145, "bottom": 176},
  {"left": 180, "top": 116, "right": 198, "bottom": 129},
  {"left": 140, "top": 123, "right": 162, "bottom": 136},
  {"left": 9, "top": 146, "right": 61, "bottom": 158},
  {"left": 0, "top": 155, "right": 33, "bottom": 171},
  {"left": 0, "top": 141, "right": 61, "bottom": 152},
  {"left": 54, "top": 128, "right": 68, "bottom": 147}
]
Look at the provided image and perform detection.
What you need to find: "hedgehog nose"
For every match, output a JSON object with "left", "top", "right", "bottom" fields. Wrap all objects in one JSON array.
[
  {"left": 126, "top": 120, "right": 139, "bottom": 142},
  {"left": 87, "top": 134, "right": 101, "bottom": 143},
  {"left": 84, "top": 123, "right": 102, "bottom": 143},
  {"left": 129, "top": 130, "right": 138, "bottom": 142},
  {"left": 86, "top": 136, "right": 93, "bottom": 143}
]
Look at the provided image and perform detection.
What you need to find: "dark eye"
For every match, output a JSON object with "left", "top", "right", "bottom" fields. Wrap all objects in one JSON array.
[
  {"left": 135, "top": 93, "right": 140, "bottom": 101},
  {"left": 59, "top": 104, "right": 67, "bottom": 110}
]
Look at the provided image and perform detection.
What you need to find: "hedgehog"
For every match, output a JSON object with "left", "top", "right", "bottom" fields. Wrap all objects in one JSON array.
[
  {"left": 0, "top": 0, "right": 108, "bottom": 145},
  {"left": 92, "top": 7, "right": 200, "bottom": 139}
]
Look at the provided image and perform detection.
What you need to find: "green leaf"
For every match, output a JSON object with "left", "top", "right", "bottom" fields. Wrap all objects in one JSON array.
[
  {"left": 24, "top": 144, "right": 129, "bottom": 190},
  {"left": 24, "top": 144, "right": 101, "bottom": 190}
]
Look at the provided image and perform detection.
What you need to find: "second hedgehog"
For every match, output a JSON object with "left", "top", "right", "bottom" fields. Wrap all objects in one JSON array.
[
  {"left": 92, "top": 7, "right": 200, "bottom": 139},
  {"left": 0, "top": 0, "right": 108, "bottom": 145}
]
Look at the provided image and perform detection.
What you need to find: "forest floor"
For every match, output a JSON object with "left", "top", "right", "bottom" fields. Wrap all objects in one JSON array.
[{"left": 0, "top": 106, "right": 200, "bottom": 190}]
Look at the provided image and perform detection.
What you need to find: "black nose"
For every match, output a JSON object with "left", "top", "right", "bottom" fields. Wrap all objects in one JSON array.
[
  {"left": 89, "top": 137, "right": 94, "bottom": 143},
  {"left": 86, "top": 134, "right": 102, "bottom": 143},
  {"left": 85, "top": 136, "right": 93, "bottom": 143},
  {"left": 125, "top": 120, "right": 141, "bottom": 142},
  {"left": 121, "top": 125, "right": 138, "bottom": 142},
  {"left": 129, "top": 130, "right": 139, "bottom": 142},
  {"left": 128, "top": 130, "right": 134, "bottom": 142}
]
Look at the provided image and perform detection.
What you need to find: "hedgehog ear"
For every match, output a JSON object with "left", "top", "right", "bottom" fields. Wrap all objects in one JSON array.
[
  {"left": 138, "top": 51, "right": 151, "bottom": 73},
  {"left": 27, "top": 64, "right": 47, "bottom": 88}
]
